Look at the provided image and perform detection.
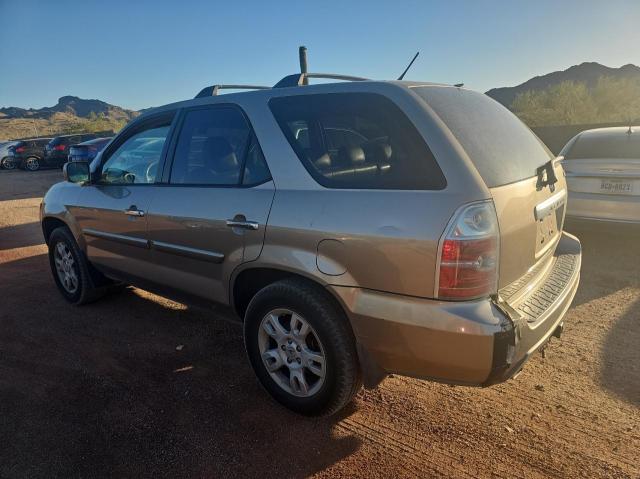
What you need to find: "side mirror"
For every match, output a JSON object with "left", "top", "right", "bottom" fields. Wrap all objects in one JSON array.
[{"left": 63, "top": 161, "right": 91, "bottom": 184}]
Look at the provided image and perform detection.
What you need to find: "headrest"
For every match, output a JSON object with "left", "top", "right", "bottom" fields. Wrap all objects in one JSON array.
[
  {"left": 202, "top": 137, "right": 238, "bottom": 172},
  {"left": 363, "top": 142, "right": 393, "bottom": 163},
  {"left": 313, "top": 153, "right": 332, "bottom": 169},
  {"left": 336, "top": 146, "right": 365, "bottom": 167}
]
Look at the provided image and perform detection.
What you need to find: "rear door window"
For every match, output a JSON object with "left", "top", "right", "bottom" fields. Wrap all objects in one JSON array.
[
  {"left": 413, "top": 87, "right": 553, "bottom": 187},
  {"left": 169, "top": 106, "right": 270, "bottom": 186},
  {"left": 269, "top": 93, "right": 446, "bottom": 190}
]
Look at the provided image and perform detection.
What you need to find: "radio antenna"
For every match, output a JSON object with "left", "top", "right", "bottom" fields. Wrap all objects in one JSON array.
[{"left": 398, "top": 52, "right": 419, "bottom": 81}]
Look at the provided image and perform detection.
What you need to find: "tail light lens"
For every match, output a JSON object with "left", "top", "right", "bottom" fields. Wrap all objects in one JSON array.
[
  {"left": 436, "top": 201, "right": 499, "bottom": 300},
  {"left": 53, "top": 144, "right": 66, "bottom": 151},
  {"left": 15, "top": 146, "right": 25, "bottom": 153}
]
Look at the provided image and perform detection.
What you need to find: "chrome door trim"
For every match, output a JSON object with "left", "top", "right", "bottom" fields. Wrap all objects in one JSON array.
[
  {"left": 83, "top": 228, "right": 150, "bottom": 248},
  {"left": 534, "top": 189, "right": 566, "bottom": 221},
  {"left": 151, "top": 240, "right": 225, "bottom": 263}
]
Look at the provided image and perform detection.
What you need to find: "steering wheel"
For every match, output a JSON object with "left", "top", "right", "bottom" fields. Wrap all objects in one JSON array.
[{"left": 145, "top": 161, "right": 158, "bottom": 183}]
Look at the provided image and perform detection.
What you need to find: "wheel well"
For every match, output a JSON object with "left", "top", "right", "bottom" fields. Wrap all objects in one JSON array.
[
  {"left": 42, "top": 217, "right": 68, "bottom": 245},
  {"left": 232, "top": 268, "right": 344, "bottom": 321}
]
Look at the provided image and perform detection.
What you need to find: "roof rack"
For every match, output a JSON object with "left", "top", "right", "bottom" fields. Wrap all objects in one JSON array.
[
  {"left": 194, "top": 84, "right": 271, "bottom": 99},
  {"left": 273, "top": 73, "right": 369, "bottom": 89}
]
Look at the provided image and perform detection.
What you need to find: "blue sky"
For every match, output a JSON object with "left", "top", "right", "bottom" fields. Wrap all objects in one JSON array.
[{"left": 1, "top": 0, "right": 639, "bottom": 110}]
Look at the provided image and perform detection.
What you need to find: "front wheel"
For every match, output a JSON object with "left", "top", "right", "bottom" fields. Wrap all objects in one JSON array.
[
  {"left": 24, "top": 156, "right": 41, "bottom": 171},
  {"left": 244, "top": 279, "right": 362, "bottom": 416},
  {"left": 48, "top": 227, "right": 107, "bottom": 305}
]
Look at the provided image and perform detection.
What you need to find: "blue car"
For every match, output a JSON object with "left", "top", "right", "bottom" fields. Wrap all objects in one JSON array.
[{"left": 68, "top": 137, "right": 112, "bottom": 163}]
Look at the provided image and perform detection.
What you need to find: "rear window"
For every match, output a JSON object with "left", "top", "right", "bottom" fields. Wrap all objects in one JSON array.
[
  {"left": 413, "top": 87, "right": 552, "bottom": 187},
  {"left": 268, "top": 93, "right": 446, "bottom": 190},
  {"left": 563, "top": 132, "right": 640, "bottom": 160}
]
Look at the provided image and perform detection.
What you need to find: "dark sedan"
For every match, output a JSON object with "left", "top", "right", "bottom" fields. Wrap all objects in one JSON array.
[{"left": 68, "top": 137, "right": 112, "bottom": 163}]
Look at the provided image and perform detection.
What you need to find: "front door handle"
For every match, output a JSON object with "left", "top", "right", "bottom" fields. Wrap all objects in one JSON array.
[
  {"left": 226, "top": 219, "right": 259, "bottom": 230},
  {"left": 125, "top": 206, "right": 145, "bottom": 217}
]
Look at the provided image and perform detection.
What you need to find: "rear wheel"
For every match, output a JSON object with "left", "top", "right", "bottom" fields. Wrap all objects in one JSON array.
[
  {"left": 24, "top": 156, "right": 41, "bottom": 171},
  {"left": 1, "top": 157, "right": 16, "bottom": 170},
  {"left": 244, "top": 278, "right": 361, "bottom": 416},
  {"left": 48, "top": 227, "right": 107, "bottom": 305}
]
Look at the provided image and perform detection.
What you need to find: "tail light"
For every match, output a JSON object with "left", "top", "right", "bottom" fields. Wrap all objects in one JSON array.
[
  {"left": 53, "top": 144, "right": 66, "bottom": 151},
  {"left": 436, "top": 200, "right": 499, "bottom": 300},
  {"left": 15, "top": 146, "right": 26, "bottom": 153}
]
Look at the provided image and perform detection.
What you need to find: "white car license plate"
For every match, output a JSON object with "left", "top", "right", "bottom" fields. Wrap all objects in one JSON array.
[{"left": 599, "top": 179, "right": 634, "bottom": 195}]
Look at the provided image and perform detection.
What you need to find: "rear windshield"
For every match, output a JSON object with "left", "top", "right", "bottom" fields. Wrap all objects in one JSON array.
[
  {"left": 413, "top": 87, "right": 553, "bottom": 187},
  {"left": 563, "top": 132, "right": 640, "bottom": 160},
  {"left": 269, "top": 93, "right": 446, "bottom": 190}
]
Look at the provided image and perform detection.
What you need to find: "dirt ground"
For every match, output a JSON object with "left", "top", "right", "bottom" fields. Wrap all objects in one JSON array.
[{"left": 0, "top": 169, "right": 638, "bottom": 479}]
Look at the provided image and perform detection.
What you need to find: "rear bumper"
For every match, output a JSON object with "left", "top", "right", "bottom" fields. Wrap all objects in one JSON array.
[
  {"left": 566, "top": 191, "right": 640, "bottom": 223},
  {"left": 330, "top": 231, "right": 581, "bottom": 387}
]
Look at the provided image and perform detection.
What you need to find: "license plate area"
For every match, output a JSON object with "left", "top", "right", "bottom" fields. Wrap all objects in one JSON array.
[
  {"left": 534, "top": 190, "right": 565, "bottom": 258},
  {"left": 599, "top": 179, "right": 634, "bottom": 195}
]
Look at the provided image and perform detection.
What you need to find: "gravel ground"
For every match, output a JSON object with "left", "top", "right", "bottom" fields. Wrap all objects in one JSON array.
[{"left": 0, "top": 169, "right": 638, "bottom": 478}]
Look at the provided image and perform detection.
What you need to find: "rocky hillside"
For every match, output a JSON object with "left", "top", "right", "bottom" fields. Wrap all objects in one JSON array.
[
  {"left": 0, "top": 96, "right": 138, "bottom": 140},
  {"left": 486, "top": 62, "right": 640, "bottom": 108}
]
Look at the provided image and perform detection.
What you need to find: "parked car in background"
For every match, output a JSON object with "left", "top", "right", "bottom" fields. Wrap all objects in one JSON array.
[
  {"left": 41, "top": 75, "right": 581, "bottom": 416},
  {"left": 560, "top": 126, "right": 640, "bottom": 224},
  {"left": 8, "top": 138, "right": 53, "bottom": 171},
  {"left": 68, "top": 137, "right": 112, "bottom": 163},
  {"left": 0, "top": 141, "right": 20, "bottom": 169},
  {"left": 44, "top": 134, "right": 101, "bottom": 169}
]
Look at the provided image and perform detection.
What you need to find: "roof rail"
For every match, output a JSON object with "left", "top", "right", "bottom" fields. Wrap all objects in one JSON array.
[
  {"left": 194, "top": 84, "right": 271, "bottom": 99},
  {"left": 273, "top": 73, "right": 369, "bottom": 88}
]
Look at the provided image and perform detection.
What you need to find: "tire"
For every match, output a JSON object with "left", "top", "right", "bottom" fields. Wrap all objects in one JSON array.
[
  {"left": 24, "top": 156, "right": 41, "bottom": 171},
  {"left": 1, "top": 157, "right": 16, "bottom": 170},
  {"left": 48, "top": 227, "right": 107, "bottom": 305},
  {"left": 244, "top": 278, "right": 362, "bottom": 416}
]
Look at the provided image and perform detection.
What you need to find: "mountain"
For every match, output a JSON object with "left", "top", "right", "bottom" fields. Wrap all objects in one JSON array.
[
  {"left": 0, "top": 95, "right": 136, "bottom": 121},
  {"left": 0, "top": 96, "right": 139, "bottom": 140},
  {"left": 486, "top": 62, "right": 640, "bottom": 107}
]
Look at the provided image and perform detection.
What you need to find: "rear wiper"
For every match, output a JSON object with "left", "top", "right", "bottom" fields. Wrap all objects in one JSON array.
[{"left": 536, "top": 160, "right": 558, "bottom": 191}]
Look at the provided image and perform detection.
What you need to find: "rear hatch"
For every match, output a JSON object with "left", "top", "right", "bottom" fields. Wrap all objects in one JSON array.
[
  {"left": 413, "top": 87, "right": 566, "bottom": 292},
  {"left": 561, "top": 130, "right": 640, "bottom": 198}
]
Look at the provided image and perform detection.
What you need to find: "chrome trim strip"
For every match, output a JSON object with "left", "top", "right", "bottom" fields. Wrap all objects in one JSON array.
[
  {"left": 83, "top": 228, "right": 150, "bottom": 248},
  {"left": 151, "top": 240, "right": 225, "bottom": 263},
  {"left": 534, "top": 189, "right": 566, "bottom": 221}
]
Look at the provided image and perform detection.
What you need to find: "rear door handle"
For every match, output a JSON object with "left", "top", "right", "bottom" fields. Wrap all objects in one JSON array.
[
  {"left": 226, "top": 219, "right": 259, "bottom": 230},
  {"left": 125, "top": 205, "right": 145, "bottom": 217}
]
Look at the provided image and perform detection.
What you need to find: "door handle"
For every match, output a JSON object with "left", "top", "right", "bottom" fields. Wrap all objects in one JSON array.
[
  {"left": 125, "top": 206, "right": 145, "bottom": 217},
  {"left": 226, "top": 219, "right": 259, "bottom": 230}
]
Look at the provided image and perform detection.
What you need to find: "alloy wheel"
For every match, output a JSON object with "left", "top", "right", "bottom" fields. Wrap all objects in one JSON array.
[
  {"left": 258, "top": 308, "right": 326, "bottom": 397},
  {"left": 53, "top": 241, "right": 79, "bottom": 294}
]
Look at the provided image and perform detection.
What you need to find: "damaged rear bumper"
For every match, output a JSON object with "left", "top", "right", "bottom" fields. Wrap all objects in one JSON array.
[{"left": 329, "top": 232, "right": 582, "bottom": 388}]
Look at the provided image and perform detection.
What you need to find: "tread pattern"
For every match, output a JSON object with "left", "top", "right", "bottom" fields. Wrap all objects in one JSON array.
[{"left": 244, "top": 278, "right": 362, "bottom": 416}]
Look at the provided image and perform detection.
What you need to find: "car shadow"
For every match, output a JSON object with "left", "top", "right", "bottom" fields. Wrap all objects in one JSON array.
[
  {"left": 0, "top": 222, "right": 43, "bottom": 250},
  {"left": 567, "top": 224, "right": 640, "bottom": 307},
  {"left": 0, "top": 253, "right": 361, "bottom": 478},
  {"left": 599, "top": 297, "right": 640, "bottom": 406}
]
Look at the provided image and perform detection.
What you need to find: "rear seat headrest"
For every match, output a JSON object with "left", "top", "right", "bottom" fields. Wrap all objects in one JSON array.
[
  {"left": 337, "top": 146, "right": 365, "bottom": 167},
  {"left": 313, "top": 153, "right": 332, "bottom": 169},
  {"left": 363, "top": 142, "right": 393, "bottom": 163}
]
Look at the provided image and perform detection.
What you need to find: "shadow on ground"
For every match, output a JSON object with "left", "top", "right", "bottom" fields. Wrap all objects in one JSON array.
[
  {"left": 565, "top": 224, "right": 640, "bottom": 407},
  {"left": 0, "top": 254, "right": 361, "bottom": 478},
  {"left": 0, "top": 222, "right": 42, "bottom": 250}
]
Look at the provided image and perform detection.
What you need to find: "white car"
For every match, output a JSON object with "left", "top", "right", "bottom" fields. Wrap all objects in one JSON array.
[{"left": 561, "top": 126, "right": 640, "bottom": 224}]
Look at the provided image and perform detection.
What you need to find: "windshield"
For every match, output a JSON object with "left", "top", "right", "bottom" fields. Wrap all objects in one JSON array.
[
  {"left": 563, "top": 131, "right": 640, "bottom": 160},
  {"left": 413, "top": 86, "right": 553, "bottom": 187}
]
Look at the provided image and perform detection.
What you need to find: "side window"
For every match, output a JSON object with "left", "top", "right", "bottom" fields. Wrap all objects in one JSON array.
[
  {"left": 100, "top": 123, "right": 171, "bottom": 185},
  {"left": 269, "top": 93, "right": 446, "bottom": 190},
  {"left": 242, "top": 135, "right": 271, "bottom": 185},
  {"left": 170, "top": 106, "right": 270, "bottom": 186}
]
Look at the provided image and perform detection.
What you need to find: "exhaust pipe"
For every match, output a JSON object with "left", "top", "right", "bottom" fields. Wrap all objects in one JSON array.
[{"left": 552, "top": 322, "right": 564, "bottom": 339}]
